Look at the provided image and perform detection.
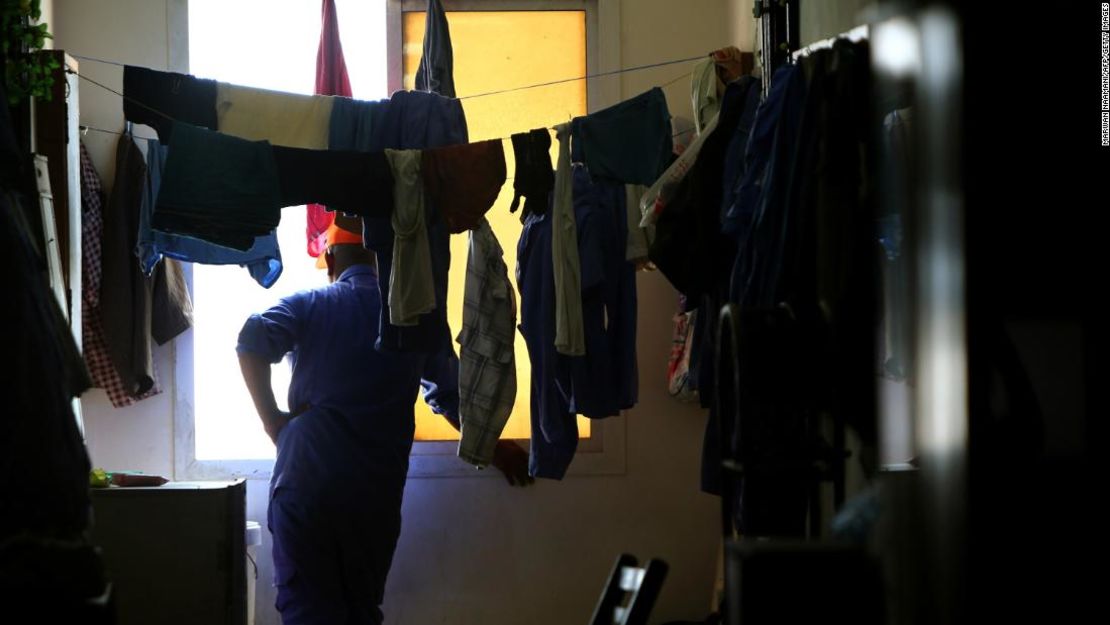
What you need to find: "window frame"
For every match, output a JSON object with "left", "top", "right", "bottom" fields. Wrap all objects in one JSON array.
[{"left": 174, "top": 0, "right": 626, "bottom": 481}]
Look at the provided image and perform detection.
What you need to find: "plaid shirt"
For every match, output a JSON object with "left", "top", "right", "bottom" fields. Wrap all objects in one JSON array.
[
  {"left": 456, "top": 218, "right": 517, "bottom": 467},
  {"left": 80, "top": 143, "right": 161, "bottom": 408}
]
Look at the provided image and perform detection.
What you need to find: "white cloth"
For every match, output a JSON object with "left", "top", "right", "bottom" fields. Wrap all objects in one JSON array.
[
  {"left": 385, "top": 149, "right": 436, "bottom": 326},
  {"left": 640, "top": 111, "right": 720, "bottom": 228},
  {"left": 551, "top": 122, "right": 584, "bottom": 356}
]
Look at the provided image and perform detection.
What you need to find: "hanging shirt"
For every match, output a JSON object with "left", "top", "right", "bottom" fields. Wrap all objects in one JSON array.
[
  {"left": 138, "top": 137, "right": 283, "bottom": 289},
  {"left": 414, "top": 0, "right": 456, "bottom": 98},
  {"left": 154, "top": 121, "right": 282, "bottom": 252},
  {"left": 385, "top": 149, "right": 436, "bottom": 327},
  {"left": 570, "top": 87, "right": 673, "bottom": 186},
  {"left": 216, "top": 83, "right": 335, "bottom": 149},
  {"left": 421, "top": 139, "right": 507, "bottom": 234},
  {"left": 101, "top": 135, "right": 193, "bottom": 399},
  {"left": 567, "top": 166, "right": 638, "bottom": 417},
  {"left": 360, "top": 90, "right": 469, "bottom": 354},
  {"left": 80, "top": 143, "right": 162, "bottom": 408},
  {"left": 122, "top": 66, "right": 217, "bottom": 144},
  {"left": 517, "top": 210, "right": 578, "bottom": 479},
  {"left": 551, "top": 122, "right": 585, "bottom": 357},
  {"left": 456, "top": 218, "right": 517, "bottom": 467},
  {"left": 305, "top": 0, "right": 355, "bottom": 259}
]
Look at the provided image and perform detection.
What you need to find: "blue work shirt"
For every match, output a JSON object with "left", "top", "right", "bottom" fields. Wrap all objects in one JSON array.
[
  {"left": 568, "top": 166, "right": 638, "bottom": 418},
  {"left": 236, "top": 264, "right": 459, "bottom": 499},
  {"left": 517, "top": 211, "right": 578, "bottom": 479}
]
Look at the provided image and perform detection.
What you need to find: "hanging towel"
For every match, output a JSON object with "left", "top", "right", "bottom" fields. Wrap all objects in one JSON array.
[
  {"left": 385, "top": 149, "right": 436, "bottom": 327},
  {"left": 123, "top": 66, "right": 217, "bottom": 144},
  {"left": 422, "top": 139, "right": 507, "bottom": 234},
  {"left": 154, "top": 121, "right": 282, "bottom": 251},
  {"left": 216, "top": 83, "right": 335, "bottom": 149},
  {"left": 509, "top": 128, "right": 554, "bottom": 218},
  {"left": 457, "top": 218, "right": 517, "bottom": 467},
  {"left": 138, "top": 137, "right": 283, "bottom": 288},
  {"left": 570, "top": 87, "right": 672, "bottom": 186},
  {"left": 551, "top": 122, "right": 584, "bottom": 357},
  {"left": 307, "top": 0, "right": 356, "bottom": 258},
  {"left": 415, "top": 0, "right": 456, "bottom": 98}
]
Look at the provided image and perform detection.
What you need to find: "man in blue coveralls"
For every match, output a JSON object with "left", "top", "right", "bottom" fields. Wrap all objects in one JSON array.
[{"left": 237, "top": 219, "right": 530, "bottom": 624}]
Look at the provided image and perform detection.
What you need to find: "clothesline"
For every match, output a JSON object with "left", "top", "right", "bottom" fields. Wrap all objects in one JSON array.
[
  {"left": 70, "top": 51, "right": 708, "bottom": 102},
  {"left": 80, "top": 120, "right": 694, "bottom": 143},
  {"left": 69, "top": 67, "right": 698, "bottom": 147}
]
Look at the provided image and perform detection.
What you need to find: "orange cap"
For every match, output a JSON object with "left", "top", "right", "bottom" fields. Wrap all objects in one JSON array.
[{"left": 315, "top": 217, "right": 365, "bottom": 269}]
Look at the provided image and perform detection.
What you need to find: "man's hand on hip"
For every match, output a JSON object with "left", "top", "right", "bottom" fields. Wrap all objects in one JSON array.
[{"left": 264, "top": 410, "right": 294, "bottom": 445}]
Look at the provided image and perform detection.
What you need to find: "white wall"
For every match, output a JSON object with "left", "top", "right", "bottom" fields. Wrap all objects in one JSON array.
[{"left": 53, "top": 1, "right": 746, "bottom": 623}]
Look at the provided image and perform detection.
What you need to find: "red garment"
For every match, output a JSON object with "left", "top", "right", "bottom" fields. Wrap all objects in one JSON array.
[{"left": 306, "top": 0, "right": 354, "bottom": 258}]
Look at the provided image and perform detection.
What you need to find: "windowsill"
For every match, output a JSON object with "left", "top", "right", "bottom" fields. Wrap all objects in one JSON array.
[{"left": 175, "top": 416, "right": 626, "bottom": 481}]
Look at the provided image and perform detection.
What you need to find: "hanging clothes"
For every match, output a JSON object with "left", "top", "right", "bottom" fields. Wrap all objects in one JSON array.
[
  {"left": 80, "top": 143, "right": 160, "bottom": 407},
  {"left": 384, "top": 149, "right": 436, "bottom": 327},
  {"left": 508, "top": 128, "right": 554, "bottom": 219},
  {"left": 138, "top": 137, "right": 283, "bottom": 289},
  {"left": 691, "top": 57, "right": 722, "bottom": 136},
  {"left": 638, "top": 111, "right": 719, "bottom": 228},
  {"left": 216, "top": 83, "right": 335, "bottom": 150},
  {"left": 570, "top": 87, "right": 672, "bottom": 186},
  {"left": 624, "top": 184, "right": 653, "bottom": 264},
  {"left": 272, "top": 146, "right": 394, "bottom": 218},
  {"left": 323, "top": 95, "right": 391, "bottom": 272},
  {"left": 307, "top": 0, "right": 355, "bottom": 259},
  {"left": 567, "top": 166, "right": 638, "bottom": 418},
  {"left": 329, "top": 97, "right": 385, "bottom": 150},
  {"left": 414, "top": 0, "right": 456, "bottom": 98},
  {"left": 122, "top": 66, "right": 217, "bottom": 143},
  {"left": 550, "top": 122, "right": 584, "bottom": 357},
  {"left": 101, "top": 135, "right": 192, "bottom": 399},
  {"left": 456, "top": 218, "right": 517, "bottom": 468},
  {"left": 421, "top": 139, "right": 506, "bottom": 234},
  {"left": 360, "top": 90, "right": 468, "bottom": 354},
  {"left": 652, "top": 76, "right": 761, "bottom": 302},
  {"left": 2, "top": 162, "right": 92, "bottom": 539},
  {"left": 154, "top": 121, "right": 282, "bottom": 252},
  {"left": 517, "top": 209, "right": 578, "bottom": 479}
]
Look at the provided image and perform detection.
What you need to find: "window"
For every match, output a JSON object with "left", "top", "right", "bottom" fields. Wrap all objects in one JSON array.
[
  {"left": 401, "top": 8, "right": 591, "bottom": 442},
  {"left": 176, "top": 0, "right": 624, "bottom": 478},
  {"left": 186, "top": 0, "right": 389, "bottom": 462}
]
